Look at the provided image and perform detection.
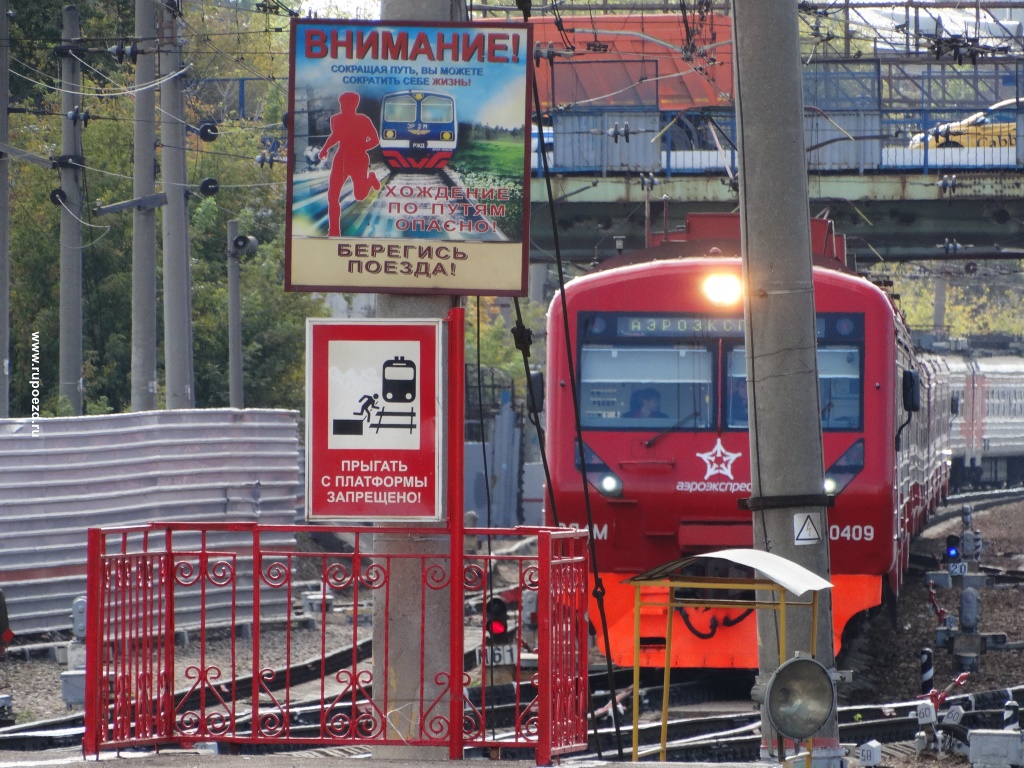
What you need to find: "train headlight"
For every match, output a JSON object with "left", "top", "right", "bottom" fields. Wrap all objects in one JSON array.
[
  {"left": 440, "top": 131, "right": 453, "bottom": 141},
  {"left": 575, "top": 439, "right": 624, "bottom": 498},
  {"left": 822, "top": 438, "right": 864, "bottom": 497},
  {"left": 702, "top": 274, "right": 742, "bottom": 306},
  {"left": 383, "top": 129, "right": 396, "bottom": 139},
  {"left": 597, "top": 472, "right": 623, "bottom": 498}
]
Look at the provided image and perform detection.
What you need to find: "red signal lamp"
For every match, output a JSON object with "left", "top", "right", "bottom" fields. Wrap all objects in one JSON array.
[{"left": 484, "top": 597, "right": 509, "bottom": 638}]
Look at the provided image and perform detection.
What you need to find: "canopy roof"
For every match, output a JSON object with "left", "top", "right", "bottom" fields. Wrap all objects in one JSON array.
[{"left": 628, "top": 548, "right": 833, "bottom": 597}]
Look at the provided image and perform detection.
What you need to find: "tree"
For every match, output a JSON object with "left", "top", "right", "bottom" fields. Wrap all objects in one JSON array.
[
  {"left": 5, "top": 1, "right": 328, "bottom": 416},
  {"left": 464, "top": 296, "right": 547, "bottom": 405},
  {"left": 880, "top": 263, "right": 1024, "bottom": 339}
]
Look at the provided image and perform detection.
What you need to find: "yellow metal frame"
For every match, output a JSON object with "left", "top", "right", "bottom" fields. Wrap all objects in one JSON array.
[{"left": 629, "top": 574, "right": 821, "bottom": 762}]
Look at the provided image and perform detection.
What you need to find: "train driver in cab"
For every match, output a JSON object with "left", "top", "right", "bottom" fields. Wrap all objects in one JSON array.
[{"left": 626, "top": 387, "right": 669, "bottom": 419}]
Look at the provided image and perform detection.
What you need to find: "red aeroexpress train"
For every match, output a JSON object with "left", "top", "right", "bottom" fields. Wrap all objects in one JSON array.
[{"left": 543, "top": 213, "right": 950, "bottom": 669}]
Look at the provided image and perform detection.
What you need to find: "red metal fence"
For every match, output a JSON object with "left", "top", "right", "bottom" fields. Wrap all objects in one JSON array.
[{"left": 83, "top": 523, "right": 589, "bottom": 764}]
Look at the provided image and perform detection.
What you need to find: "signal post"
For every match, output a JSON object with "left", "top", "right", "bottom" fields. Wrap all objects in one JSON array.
[{"left": 732, "top": 2, "right": 842, "bottom": 764}]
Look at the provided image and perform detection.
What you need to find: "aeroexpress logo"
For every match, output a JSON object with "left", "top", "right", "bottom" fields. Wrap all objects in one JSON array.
[
  {"left": 697, "top": 438, "right": 741, "bottom": 480},
  {"left": 675, "top": 438, "right": 750, "bottom": 493}
]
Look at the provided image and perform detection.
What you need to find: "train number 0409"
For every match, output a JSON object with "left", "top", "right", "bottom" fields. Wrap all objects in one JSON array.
[{"left": 829, "top": 524, "right": 875, "bottom": 541}]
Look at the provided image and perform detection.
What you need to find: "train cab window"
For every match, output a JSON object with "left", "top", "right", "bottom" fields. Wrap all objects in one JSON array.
[
  {"left": 420, "top": 96, "right": 454, "bottom": 123},
  {"left": 726, "top": 348, "right": 749, "bottom": 428},
  {"left": 578, "top": 345, "right": 713, "bottom": 430},
  {"left": 383, "top": 95, "right": 418, "bottom": 122},
  {"left": 818, "top": 347, "right": 862, "bottom": 430}
]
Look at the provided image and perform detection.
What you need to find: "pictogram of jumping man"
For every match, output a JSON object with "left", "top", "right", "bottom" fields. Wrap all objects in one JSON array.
[
  {"left": 320, "top": 92, "right": 381, "bottom": 237},
  {"left": 354, "top": 393, "right": 380, "bottom": 423}
]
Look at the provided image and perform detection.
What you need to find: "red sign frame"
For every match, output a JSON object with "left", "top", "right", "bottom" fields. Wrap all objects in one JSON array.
[{"left": 306, "top": 319, "right": 443, "bottom": 521}]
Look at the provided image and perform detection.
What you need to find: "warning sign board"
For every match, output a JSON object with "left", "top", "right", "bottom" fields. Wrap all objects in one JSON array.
[
  {"left": 793, "top": 512, "right": 823, "bottom": 546},
  {"left": 286, "top": 19, "right": 532, "bottom": 296},
  {"left": 306, "top": 319, "right": 443, "bottom": 521}
]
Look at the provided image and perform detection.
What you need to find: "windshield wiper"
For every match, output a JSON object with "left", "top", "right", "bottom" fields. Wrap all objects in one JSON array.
[{"left": 644, "top": 411, "right": 701, "bottom": 448}]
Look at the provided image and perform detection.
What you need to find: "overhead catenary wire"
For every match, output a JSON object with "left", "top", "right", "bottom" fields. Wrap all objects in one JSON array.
[
  {"left": 11, "top": 60, "right": 192, "bottom": 99},
  {"left": 528, "top": 49, "right": 626, "bottom": 758}
]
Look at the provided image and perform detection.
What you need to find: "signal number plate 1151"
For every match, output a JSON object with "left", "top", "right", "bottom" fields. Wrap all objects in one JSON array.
[{"left": 476, "top": 644, "right": 518, "bottom": 667}]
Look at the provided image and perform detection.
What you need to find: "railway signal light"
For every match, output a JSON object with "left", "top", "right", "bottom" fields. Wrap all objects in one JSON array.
[
  {"left": 484, "top": 597, "right": 510, "bottom": 640},
  {"left": 945, "top": 534, "right": 961, "bottom": 561},
  {"left": 764, "top": 656, "right": 835, "bottom": 741}
]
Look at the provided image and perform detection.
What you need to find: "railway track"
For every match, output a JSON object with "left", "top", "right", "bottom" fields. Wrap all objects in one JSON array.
[
  {"left": 938, "top": 486, "right": 1024, "bottom": 521},
  {"left": 5, "top": 489, "right": 1024, "bottom": 756},
  {"left": 5, "top": 659, "right": 1024, "bottom": 761}
]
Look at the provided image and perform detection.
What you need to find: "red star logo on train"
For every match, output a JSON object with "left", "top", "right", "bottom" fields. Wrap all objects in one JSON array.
[{"left": 696, "top": 439, "right": 742, "bottom": 480}]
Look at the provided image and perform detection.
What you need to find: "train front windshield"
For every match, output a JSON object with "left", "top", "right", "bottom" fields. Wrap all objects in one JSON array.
[
  {"left": 382, "top": 94, "right": 454, "bottom": 125},
  {"left": 579, "top": 345, "right": 713, "bottom": 429},
  {"left": 383, "top": 95, "right": 418, "bottom": 122},
  {"left": 576, "top": 311, "right": 864, "bottom": 432},
  {"left": 420, "top": 96, "right": 454, "bottom": 123}
]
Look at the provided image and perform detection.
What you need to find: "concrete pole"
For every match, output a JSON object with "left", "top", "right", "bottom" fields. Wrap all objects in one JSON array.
[
  {"left": 227, "top": 220, "right": 243, "bottom": 409},
  {"left": 131, "top": 0, "right": 159, "bottom": 411},
  {"left": 933, "top": 277, "right": 947, "bottom": 331},
  {"left": 371, "top": 0, "right": 467, "bottom": 759},
  {"left": 731, "top": 2, "right": 840, "bottom": 763},
  {"left": 59, "top": 5, "right": 84, "bottom": 415},
  {"left": 0, "top": 0, "right": 9, "bottom": 416},
  {"left": 159, "top": 0, "right": 194, "bottom": 408}
]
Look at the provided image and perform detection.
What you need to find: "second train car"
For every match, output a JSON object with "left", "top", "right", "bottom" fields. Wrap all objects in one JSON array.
[{"left": 543, "top": 216, "right": 949, "bottom": 670}]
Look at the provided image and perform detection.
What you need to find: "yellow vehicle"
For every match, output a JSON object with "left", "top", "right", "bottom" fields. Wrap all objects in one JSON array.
[{"left": 909, "top": 98, "right": 1022, "bottom": 149}]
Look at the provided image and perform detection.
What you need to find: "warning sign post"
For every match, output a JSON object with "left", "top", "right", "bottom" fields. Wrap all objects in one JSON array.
[{"left": 306, "top": 319, "right": 444, "bottom": 521}]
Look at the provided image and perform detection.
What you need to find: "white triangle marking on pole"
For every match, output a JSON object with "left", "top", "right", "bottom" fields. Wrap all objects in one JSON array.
[{"left": 794, "top": 513, "right": 821, "bottom": 545}]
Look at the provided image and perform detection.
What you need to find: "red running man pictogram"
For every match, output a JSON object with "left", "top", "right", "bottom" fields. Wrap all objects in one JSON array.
[{"left": 319, "top": 92, "right": 381, "bottom": 236}]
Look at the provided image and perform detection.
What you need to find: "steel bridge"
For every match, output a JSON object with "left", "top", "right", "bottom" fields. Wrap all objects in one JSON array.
[{"left": 524, "top": 54, "right": 1024, "bottom": 274}]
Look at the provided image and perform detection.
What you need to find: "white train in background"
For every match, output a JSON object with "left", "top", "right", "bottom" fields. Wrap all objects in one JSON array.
[{"left": 943, "top": 350, "right": 1024, "bottom": 490}]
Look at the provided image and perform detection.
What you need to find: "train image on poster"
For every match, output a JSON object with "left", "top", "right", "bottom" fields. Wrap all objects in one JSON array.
[{"left": 379, "top": 90, "right": 458, "bottom": 170}]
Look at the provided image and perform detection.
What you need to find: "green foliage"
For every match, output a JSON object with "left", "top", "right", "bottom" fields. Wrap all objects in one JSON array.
[
  {"left": 465, "top": 297, "right": 547, "bottom": 404},
  {"left": 456, "top": 133, "right": 525, "bottom": 177},
  {"left": 884, "top": 265, "right": 1024, "bottom": 339},
  {"left": 448, "top": 130, "right": 526, "bottom": 242},
  {"left": 241, "top": 247, "right": 330, "bottom": 409},
  {"left": 10, "top": 0, "right": 131, "bottom": 105},
  {"left": 6, "top": 2, "right": 328, "bottom": 418}
]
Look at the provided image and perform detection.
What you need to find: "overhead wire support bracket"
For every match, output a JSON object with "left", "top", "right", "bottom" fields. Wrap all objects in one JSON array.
[
  {"left": 254, "top": 0, "right": 299, "bottom": 17},
  {"left": 54, "top": 155, "right": 85, "bottom": 169},
  {"left": 53, "top": 42, "right": 88, "bottom": 58},
  {"left": 93, "top": 193, "right": 168, "bottom": 216},
  {"left": 0, "top": 142, "right": 56, "bottom": 169}
]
